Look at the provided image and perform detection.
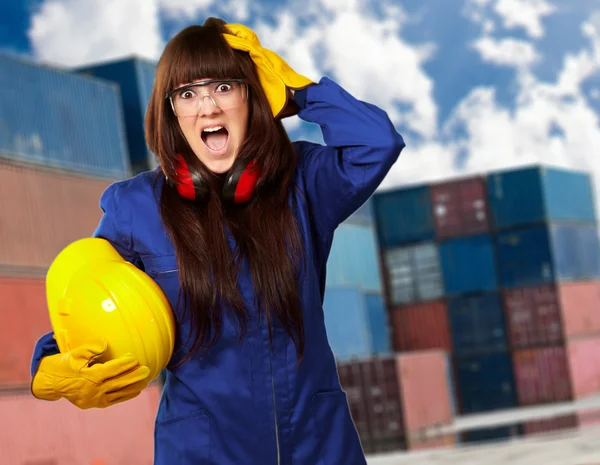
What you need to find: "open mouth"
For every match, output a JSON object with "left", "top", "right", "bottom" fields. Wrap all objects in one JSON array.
[{"left": 201, "top": 126, "right": 229, "bottom": 153}]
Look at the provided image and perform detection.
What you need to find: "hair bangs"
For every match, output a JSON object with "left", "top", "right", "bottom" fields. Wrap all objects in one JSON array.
[{"left": 166, "top": 25, "right": 246, "bottom": 93}]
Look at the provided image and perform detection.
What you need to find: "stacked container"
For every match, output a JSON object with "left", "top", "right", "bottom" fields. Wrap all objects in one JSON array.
[
  {"left": 488, "top": 166, "right": 600, "bottom": 435},
  {"left": 336, "top": 350, "right": 456, "bottom": 454},
  {"left": 0, "top": 53, "right": 162, "bottom": 461},
  {"left": 323, "top": 201, "right": 392, "bottom": 361},
  {"left": 373, "top": 164, "right": 600, "bottom": 442}
]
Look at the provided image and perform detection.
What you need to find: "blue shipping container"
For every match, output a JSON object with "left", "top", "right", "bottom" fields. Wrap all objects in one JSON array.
[
  {"left": 439, "top": 234, "right": 498, "bottom": 296},
  {"left": 487, "top": 165, "right": 597, "bottom": 229},
  {"left": 326, "top": 223, "right": 382, "bottom": 292},
  {"left": 344, "top": 199, "right": 373, "bottom": 226},
  {"left": 77, "top": 57, "right": 158, "bottom": 174},
  {"left": 363, "top": 293, "right": 391, "bottom": 355},
  {"left": 372, "top": 185, "right": 435, "bottom": 247},
  {"left": 455, "top": 350, "right": 517, "bottom": 414},
  {"left": 0, "top": 53, "right": 130, "bottom": 178},
  {"left": 448, "top": 292, "right": 509, "bottom": 357},
  {"left": 495, "top": 224, "right": 600, "bottom": 288},
  {"left": 322, "top": 287, "right": 390, "bottom": 361}
]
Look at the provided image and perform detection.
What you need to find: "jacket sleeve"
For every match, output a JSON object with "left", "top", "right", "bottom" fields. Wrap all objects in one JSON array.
[
  {"left": 293, "top": 76, "right": 405, "bottom": 238},
  {"left": 30, "top": 182, "right": 140, "bottom": 377}
]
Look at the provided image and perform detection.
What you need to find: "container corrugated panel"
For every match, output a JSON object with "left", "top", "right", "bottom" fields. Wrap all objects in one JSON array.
[
  {"left": 323, "top": 287, "right": 371, "bottom": 361},
  {"left": 326, "top": 223, "right": 382, "bottom": 292},
  {"left": 0, "top": 276, "right": 51, "bottom": 386},
  {"left": 454, "top": 350, "right": 517, "bottom": 414},
  {"left": 522, "top": 414, "right": 578, "bottom": 437},
  {"left": 550, "top": 224, "right": 600, "bottom": 280},
  {"left": 372, "top": 185, "right": 435, "bottom": 247},
  {"left": 77, "top": 57, "right": 158, "bottom": 173},
  {"left": 512, "top": 347, "right": 573, "bottom": 405},
  {"left": 496, "top": 225, "right": 600, "bottom": 288},
  {"left": 431, "top": 176, "right": 490, "bottom": 239},
  {"left": 0, "top": 53, "right": 130, "bottom": 179},
  {"left": 0, "top": 385, "right": 160, "bottom": 464},
  {"left": 558, "top": 280, "right": 600, "bottom": 339},
  {"left": 0, "top": 162, "right": 111, "bottom": 271},
  {"left": 390, "top": 301, "right": 451, "bottom": 352},
  {"left": 448, "top": 292, "right": 509, "bottom": 357},
  {"left": 503, "top": 284, "right": 563, "bottom": 349},
  {"left": 566, "top": 335, "right": 600, "bottom": 399},
  {"left": 487, "top": 166, "right": 596, "bottom": 229},
  {"left": 336, "top": 362, "right": 373, "bottom": 449},
  {"left": 363, "top": 292, "right": 391, "bottom": 355},
  {"left": 382, "top": 242, "right": 443, "bottom": 305},
  {"left": 439, "top": 234, "right": 498, "bottom": 295},
  {"left": 397, "top": 350, "right": 454, "bottom": 434}
]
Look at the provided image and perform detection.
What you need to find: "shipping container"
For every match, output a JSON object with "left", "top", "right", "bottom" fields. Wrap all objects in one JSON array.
[
  {"left": 496, "top": 224, "right": 600, "bottom": 288},
  {"left": 503, "top": 281, "right": 600, "bottom": 349},
  {"left": 381, "top": 242, "right": 443, "bottom": 305},
  {"left": 431, "top": 176, "right": 491, "bottom": 239},
  {"left": 566, "top": 336, "right": 600, "bottom": 399},
  {"left": 0, "top": 162, "right": 111, "bottom": 271},
  {"left": 447, "top": 292, "right": 509, "bottom": 356},
  {"left": 345, "top": 199, "right": 373, "bottom": 226},
  {"left": 439, "top": 234, "right": 498, "bottom": 295},
  {"left": 76, "top": 57, "right": 158, "bottom": 174},
  {"left": 0, "top": 276, "right": 52, "bottom": 386},
  {"left": 337, "top": 351, "right": 454, "bottom": 454},
  {"left": 390, "top": 301, "right": 452, "bottom": 352},
  {"left": 522, "top": 414, "right": 578, "bottom": 437},
  {"left": 454, "top": 350, "right": 517, "bottom": 414},
  {"left": 0, "top": 53, "right": 130, "bottom": 179},
  {"left": 462, "top": 425, "right": 522, "bottom": 444},
  {"left": 363, "top": 293, "right": 391, "bottom": 355},
  {"left": 512, "top": 347, "right": 573, "bottom": 405},
  {"left": 323, "top": 287, "right": 389, "bottom": 361},
  {"left": 487, "top": 165, "right": 597, "bottom": 229},
  {"left": 0, "top": 385, "right": 160, "bottom": 464},
  {"left": 326, "top": 223, "right": 382, "bottom": 292},
  {"left": 372, "top": 185, "right": 435, "bottom": 247}
]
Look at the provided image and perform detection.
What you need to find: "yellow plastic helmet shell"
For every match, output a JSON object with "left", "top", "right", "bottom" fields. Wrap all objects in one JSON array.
[{"left": 46, "top": 237, "right": 176, "bottom": 382}]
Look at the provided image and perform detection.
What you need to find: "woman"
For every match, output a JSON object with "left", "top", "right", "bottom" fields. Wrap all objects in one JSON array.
[{"left": 30, "top": 18, "right": 404, "bottom": 465}]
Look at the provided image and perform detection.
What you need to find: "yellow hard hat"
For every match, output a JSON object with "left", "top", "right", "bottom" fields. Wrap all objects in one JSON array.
[{"left": 46, "top": 238, "right": 176, "bottom": 382}]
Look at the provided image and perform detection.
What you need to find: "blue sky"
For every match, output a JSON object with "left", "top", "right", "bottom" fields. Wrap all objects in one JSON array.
[{"left": 2, "top": 0, "right": 600, "bottom": 208}]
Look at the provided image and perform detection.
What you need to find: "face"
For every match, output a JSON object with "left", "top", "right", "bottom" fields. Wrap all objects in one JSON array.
[{"left": 172, "top": 78, "right": 249, "bottom": 174}]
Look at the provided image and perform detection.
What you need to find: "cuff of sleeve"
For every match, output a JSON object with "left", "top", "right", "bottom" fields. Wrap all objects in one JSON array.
[{"left": 293, "top": 87, "right": 309, "bottom": 109}]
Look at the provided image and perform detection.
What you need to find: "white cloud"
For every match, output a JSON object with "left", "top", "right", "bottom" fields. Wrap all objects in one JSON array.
[
  {"left": 157, "top": 0, "right": 215, "bottom": 19},
  {"left": 494, "top": 0, "right": 557, "bottom": 39},
  {"left": 28, "top": 0, "right": 163, "bottom": 67},
  {"left": 472, "top": 37, "right": 541, "bottom": 68}
]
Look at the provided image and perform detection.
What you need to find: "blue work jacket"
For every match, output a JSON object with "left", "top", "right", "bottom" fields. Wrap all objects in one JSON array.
[{"left": 31, "top": 77, "right": 405, "bottom": 465}]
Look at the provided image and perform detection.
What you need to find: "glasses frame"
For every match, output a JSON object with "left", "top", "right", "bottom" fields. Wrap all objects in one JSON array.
[{"left": 165, "top": 78, "right": 247, "bottom": 117}]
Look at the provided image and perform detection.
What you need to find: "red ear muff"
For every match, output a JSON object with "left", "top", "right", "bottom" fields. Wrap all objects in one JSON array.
[
  {"left": 223, "top": 159, "right": 261, "bottom": 204},
  {"left": 172, "top": 153, "right": 210, "bottom": 201},
  {"left": 170, "top": 154, "right": 260, "bottom": 204}
]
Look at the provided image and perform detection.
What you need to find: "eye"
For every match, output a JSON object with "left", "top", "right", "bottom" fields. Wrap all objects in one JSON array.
[
  {"left": 216, "top": 83, "right": 233, "bottom": 93},
  {"left": 178, "top": 89, "right": 196, "bottom": 99}
]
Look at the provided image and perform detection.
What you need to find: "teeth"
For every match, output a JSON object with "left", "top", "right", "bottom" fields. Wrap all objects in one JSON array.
[{"left": 203, "top": 126, "right": 223, "bottom": 133}]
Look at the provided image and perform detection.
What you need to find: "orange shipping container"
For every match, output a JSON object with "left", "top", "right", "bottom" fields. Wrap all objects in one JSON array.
[
  {"left": 0, "top": 385, "right": 160, "bottom": 464},
  {"left": 0, "top": 276, "right": 52, "bottom": 387},
  {"left": 0, "top": 161, "right": 112, "bottom": 271},
  {"left": 390, "top": 301, "right": 452, "bottom": 352}
]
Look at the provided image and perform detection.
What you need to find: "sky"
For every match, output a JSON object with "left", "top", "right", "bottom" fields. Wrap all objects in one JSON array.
[{"left": 2, "top": 0, "right": 600, "bottom": 211}]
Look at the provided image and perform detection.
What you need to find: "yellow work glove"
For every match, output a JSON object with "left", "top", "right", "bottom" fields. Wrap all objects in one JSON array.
[
  {"left": 31, "top": 340, "right": 151, "bottom": 409},
  {"left": 223, "top": 23, "right": 315, "bottom": 119}
]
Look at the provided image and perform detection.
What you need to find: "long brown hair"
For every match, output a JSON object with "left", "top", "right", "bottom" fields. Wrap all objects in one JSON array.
[{"left": 145, "top": 18, "right": 305, "bottom": 364}]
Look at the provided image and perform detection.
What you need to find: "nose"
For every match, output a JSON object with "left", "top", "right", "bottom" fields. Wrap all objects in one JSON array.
[{"left": 197, "top": 94, "right": 221, "bottom": 117}]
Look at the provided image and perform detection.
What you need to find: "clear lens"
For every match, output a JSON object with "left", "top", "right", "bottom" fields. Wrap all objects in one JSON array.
[{"left": 169, "top": 80, "right": 246, "bottom": 116}]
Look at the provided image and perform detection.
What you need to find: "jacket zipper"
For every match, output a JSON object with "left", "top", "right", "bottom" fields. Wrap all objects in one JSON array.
[{"left": 269, "top": 352, "right": 281, "bottom": 465}]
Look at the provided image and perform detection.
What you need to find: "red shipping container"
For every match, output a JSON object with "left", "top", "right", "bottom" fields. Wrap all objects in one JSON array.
[
  {"left": 513, "top": 336, "right": 600, "bottom": 407},
  {"left": 0, "top": 384, "right": 160, "bottom": 464},
  {"left": 504, "top": 281, "right": 600, "bottom": 349},
  {"left": 513, "top": 347, "right": 572, "bottom": 405},
  {"left": 430, "top": 176, "right": 490, "bottom": 239},
  {"left": 0, "top": 276, "right": 52, "bottom": 387},
  {"left": 336, "top": 361, "right": 372, "bottom": 446},
  {"left": 523, "top": 414, "right": 578, "bottom": 436},
  {"left": 390, "top": 301, "right": 452, "bottom": 352},
  {"left": 0, "top": 161, "right": 112, "bottom": 271}
]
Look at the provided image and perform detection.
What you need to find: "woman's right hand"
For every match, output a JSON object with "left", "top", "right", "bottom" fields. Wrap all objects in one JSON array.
[{"left": 31, "top": 339, "right": 151, "bottom": 409}]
